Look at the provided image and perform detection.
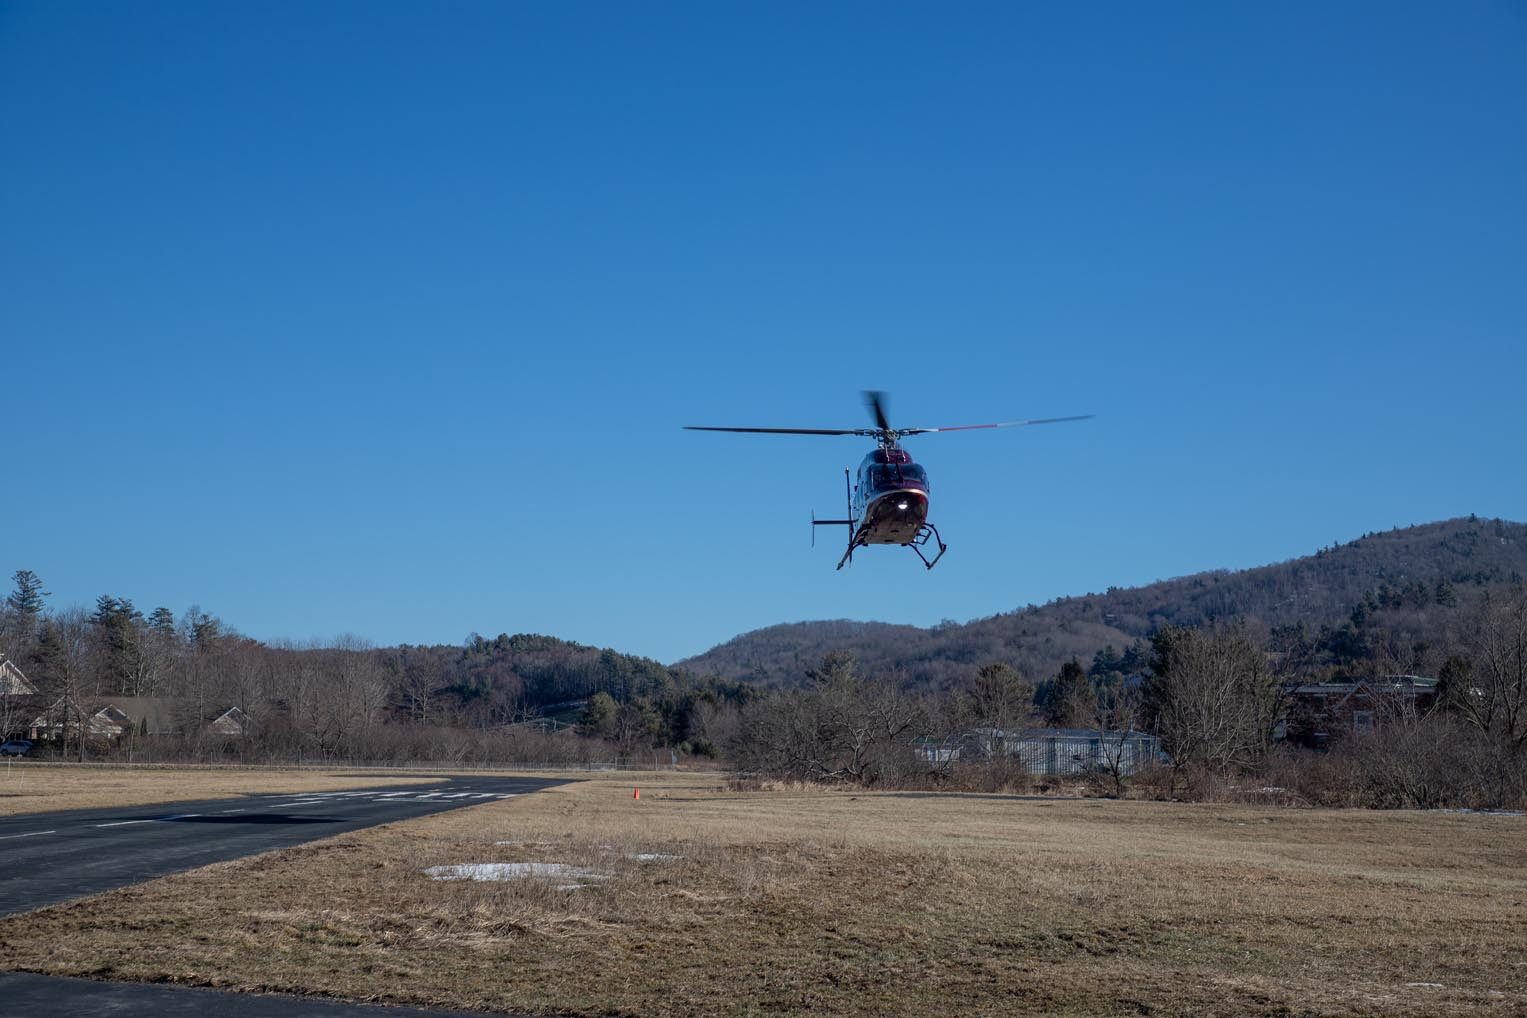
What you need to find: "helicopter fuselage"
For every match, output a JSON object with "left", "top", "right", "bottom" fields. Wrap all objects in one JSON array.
[{"left": 851, "top": 447, "right": 930, "bottom": 546}]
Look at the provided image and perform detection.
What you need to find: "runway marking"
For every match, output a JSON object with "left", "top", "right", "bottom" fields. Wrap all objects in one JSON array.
[
  {"left": 0, "top": 830, "right": 56, "bottom": 841},
  {"left": 96, "top": 814, "right": 201, "bottom": 828},
  {"left": 220, "top": 809, "right": 246, "bottom": 814},
  {"left": 265, "top": 800, "right": 326, "bottom": 808}
]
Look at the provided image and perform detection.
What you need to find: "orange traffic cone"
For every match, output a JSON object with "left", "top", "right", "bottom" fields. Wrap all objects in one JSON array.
[{"left": 633, "top": 787, "right": 640, "bottom": 800}]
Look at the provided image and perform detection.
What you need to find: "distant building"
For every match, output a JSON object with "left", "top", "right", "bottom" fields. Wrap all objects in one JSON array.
[
  {"left": 1281, "top": 674, "right": 1439, "bottom": 747},
  {"left": 917, "top": 727, "right": 1165, "bottom": 776},
  {"left": 0, "top": 656, "right": 37, "bottom": 696},
  {"left": 29, "top": 699, "right": 139, "bottom": 740},
  {"left": 28, "top": 697, "right": 230, "bottom": 742},
  {"left": 208, "top": 706, "right": 252, "bottom": 737}
]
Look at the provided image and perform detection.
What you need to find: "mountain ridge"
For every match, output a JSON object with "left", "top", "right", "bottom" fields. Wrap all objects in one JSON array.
[{"left": 675, "top": 516, "right": 1527, "bottom": 687}]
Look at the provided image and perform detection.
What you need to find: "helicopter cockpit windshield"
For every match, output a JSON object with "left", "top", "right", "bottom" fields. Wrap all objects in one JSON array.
[{"left": 867, "top": 463, "right": 928, "bottom": 493}]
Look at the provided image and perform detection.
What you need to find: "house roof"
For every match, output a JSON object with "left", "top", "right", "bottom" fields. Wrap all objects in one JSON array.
[
  {"left": 1289, "top": 674, "right": 1439, "bottom": 698},
  {"left": 974, "top": 726, "right": 1157, "bottom": 741},
  {"left": 0, "top": 657, "right": 37, "bottom": 695},
  {"left": 30, "top": 697, "right": 183, "bottom": 735}
]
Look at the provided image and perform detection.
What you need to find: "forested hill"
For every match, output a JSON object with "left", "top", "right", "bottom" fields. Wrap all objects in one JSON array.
[{"left": 676, "top": 517, "right": 1527, "bottom": 688}]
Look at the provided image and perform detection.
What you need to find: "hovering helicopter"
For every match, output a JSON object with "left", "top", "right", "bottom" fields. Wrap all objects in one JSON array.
[{"left": 686, "top": 392, "right": 1092, "bottom": 570}]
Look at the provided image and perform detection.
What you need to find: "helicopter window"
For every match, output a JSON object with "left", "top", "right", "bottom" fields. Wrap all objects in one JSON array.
[{"left": 869, "top": 464, "right": 928, "bottom": 491}]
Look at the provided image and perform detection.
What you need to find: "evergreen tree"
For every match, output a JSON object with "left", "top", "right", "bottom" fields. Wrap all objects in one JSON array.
[
  {"left": 185, "top": 607, "right": 221, "bottom": 651},
  {"left": 91, "top": 595, "right": 144, "bottom": 695},
  {"left": 1089, "top": 645, "right": 1123, "bottom": 679},
  {"left": 1043, "top": 658, "right": 1096, "bottom": 728},
  {"left": 579, "top": 691, "right": 618, "bottom": 738},
  {"left": 6, "top": 570, "right": 48, "bottom": 621}
]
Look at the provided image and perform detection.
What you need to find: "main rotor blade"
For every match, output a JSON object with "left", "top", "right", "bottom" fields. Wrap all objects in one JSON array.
[
  {"left": 684, "top": 426, "right": 867, "bottom": 436},
  {"left": 901, "top": 414, "right": 1095, "bottom": 435},
  {"left": 863, "top": 390, "right": 892, "bottom": 433}
]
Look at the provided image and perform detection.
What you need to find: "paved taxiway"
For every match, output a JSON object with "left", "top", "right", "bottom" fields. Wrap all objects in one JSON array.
[{"left": 0, "top": 774, "right": 566, "bottom": 915}]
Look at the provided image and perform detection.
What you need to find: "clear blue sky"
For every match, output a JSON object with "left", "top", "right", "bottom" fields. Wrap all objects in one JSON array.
[{"left": 3, "top": 1, "right": 1523, "bottom": 663}]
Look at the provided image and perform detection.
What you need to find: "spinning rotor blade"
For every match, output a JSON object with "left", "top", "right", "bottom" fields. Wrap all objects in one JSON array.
[
  {"left": 863, "top": 390, "right": 892, "bottom": 433},
  {"left": 900, "top": 414, "right": 1095, "bottom": 436},
  {"left": 683, "top": 426, "right": 867, "bottom": 436}
]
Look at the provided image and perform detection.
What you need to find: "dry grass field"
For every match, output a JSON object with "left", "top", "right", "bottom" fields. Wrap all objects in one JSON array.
[
  {"left": 1, "top": 771, "right": 1523, "bottom": 1016},
  {"left": 0, "top": 762, "right": 451, "bottom": 815}
]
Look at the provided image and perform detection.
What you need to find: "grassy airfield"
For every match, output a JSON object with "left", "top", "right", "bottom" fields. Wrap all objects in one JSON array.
[{"left": 0, "top": 770, "right": 1522, "bottom": 1016}]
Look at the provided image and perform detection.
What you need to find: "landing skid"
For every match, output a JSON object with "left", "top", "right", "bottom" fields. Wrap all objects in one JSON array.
[
  {"left": 834, "top": 536, "right": 864, "bottom": 571},
  {"left": 908, "top": 522, "right": 947, "bottom": 570},
  {"left": 829, "top": 523, "right": 946, "bottom": 571}
]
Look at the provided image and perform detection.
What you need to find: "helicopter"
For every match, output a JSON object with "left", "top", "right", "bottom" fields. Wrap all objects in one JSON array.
[{"left": 686, "top": 391, "right": 1092, "bottom": 570}]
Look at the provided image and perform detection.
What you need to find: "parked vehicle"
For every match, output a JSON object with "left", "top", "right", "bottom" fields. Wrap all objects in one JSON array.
[{"left": 0, "top": 739, "right": 33, "bottom": 757}]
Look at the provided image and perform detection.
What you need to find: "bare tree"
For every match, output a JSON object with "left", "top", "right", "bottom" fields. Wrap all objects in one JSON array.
[
  {"left": 1091, "top": 676, "right": 1143, "bottom": 797},
  {"left": 963, "top": 662, "right": 1033, "bottom": 756},
  {"left": 1434, "top": 591, "right": 1527, "bottom": 804},
  {"left": 733, "top": 654, "right": 925, "bottom": 785},
  {"left": 1454, "top": 591, "right": 1527, "bottom": 751},
  {"left": 394, "top": 652, "right": 443, "bottom": 725},
  {"left": 1144, "top": 623, "right": 1281, "bottom": 787},
  {"left": 611, "top": 699, "right": 660, "bottom": 762},
  {"left": 278, "top": 639, "right": 391, "bottom": 760}
]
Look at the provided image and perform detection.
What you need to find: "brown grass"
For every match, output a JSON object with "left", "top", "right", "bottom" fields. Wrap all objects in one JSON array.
[
  {"left": 0, "top": 762, "right": 455, "bottom": 815},
  {"left": 1, "top": 772, "right": 1523, "bottom": 1016}
]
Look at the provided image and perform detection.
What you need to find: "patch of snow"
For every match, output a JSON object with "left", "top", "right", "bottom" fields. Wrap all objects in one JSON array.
[
  {"left": 1256, "top": 786, "right": 1288, "bottom": 794},
  {"left": 632, "top": 853, "right": 683, "bottom": 862},
  {"left": 424, "top": 863, "right": 611, "bottom": 882},
  {"left": 1435, "top": 809, "right": 1525, "bottom": 817},
  {"left": 1405, "top": 982, "right": 1445, "bottom": 990}
]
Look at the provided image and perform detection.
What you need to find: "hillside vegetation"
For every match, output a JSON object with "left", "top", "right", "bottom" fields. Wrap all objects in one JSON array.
[{"left": 678, "top": 516, "right": 1527, "bottom": 688}]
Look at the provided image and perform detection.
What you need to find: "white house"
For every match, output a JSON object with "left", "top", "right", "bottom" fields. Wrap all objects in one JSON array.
[{"left": 0, "top": 656, "right": 37, "bottom": 695}]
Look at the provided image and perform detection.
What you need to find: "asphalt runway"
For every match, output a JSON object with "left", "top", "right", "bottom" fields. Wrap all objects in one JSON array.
[
  {"left": 0, "top": 773, "right": 566, "bottom": 1016},
  {"left": 0, "top": 774, "right": 567, "bottom": 916}
]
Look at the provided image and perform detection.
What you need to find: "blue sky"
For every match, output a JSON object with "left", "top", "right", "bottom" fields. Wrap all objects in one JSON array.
[{"left": 2, "top": 1, "right": 1523, "bottom": 663}]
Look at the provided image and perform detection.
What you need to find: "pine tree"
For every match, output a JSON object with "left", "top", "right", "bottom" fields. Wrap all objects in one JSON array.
[
  {"left": 6, "top": 570, "right": 48, "bottom": 620},
  {"left": 1044, "top": 659, "right": 1096, "bottom": 728}
]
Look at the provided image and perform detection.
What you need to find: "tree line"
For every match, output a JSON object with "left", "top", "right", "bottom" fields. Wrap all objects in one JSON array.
[
  {"left": 0, "top": 570, "right": 751, "bottom": 765},
  {"left": 4, "top": 565, "right": 1523, "bottom": 809},
  {"left": 724, "top": 588, "right": 1527, "bottom": 809}
]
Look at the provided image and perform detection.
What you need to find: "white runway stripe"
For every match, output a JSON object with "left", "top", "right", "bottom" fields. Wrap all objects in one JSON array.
[
  {"left": 0, "top": 830, "right": 56, "bottom": 840},
  {"left": 97, "top": 814, "right": 201, "bottom": 827}
]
